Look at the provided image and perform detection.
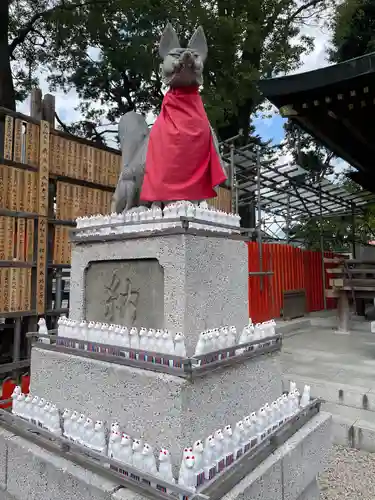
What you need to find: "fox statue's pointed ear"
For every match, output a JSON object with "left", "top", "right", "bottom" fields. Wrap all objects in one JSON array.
[
  {"left": 159, "top": 23, "right": 180, "bottom": 58},
  {"left": 187, "top": 26, "right": 208, "bottom": 61}
]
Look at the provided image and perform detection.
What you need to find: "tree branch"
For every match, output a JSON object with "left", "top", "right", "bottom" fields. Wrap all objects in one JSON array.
[
  {"left": 286, "top": 0, "right": 327, "bottom": 24},
  {"left": 263, "top": 0, "right": 327, "bottom": 37},
  {"left": 9, "top": 0, "right": 108, "bottom": 56},
  {"left": 55, "top": 111, "right": 73, "bottom": 134}
]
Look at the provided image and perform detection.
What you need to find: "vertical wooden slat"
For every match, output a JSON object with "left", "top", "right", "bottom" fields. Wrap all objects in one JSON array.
[
  {"left": 26, "top": 219, "right": 34, "bottom": 262},
  {"left": 72, "top": 185, "right": 78, "bottom": 220},
  {"left": 0, "top": 215, "right": 4, "bottom": 260},
  {"left": 67, "top": 183, "right": 74, "bottom": 220},
  {"left": 87, "top": 147, "right": 94, "bottom": 183},
  {"left": 67, "top": 140, "right": 74, "bottom": 177},
  {"left": 5, "top": 217, "right": 14, "bottom": 259},
  {"left": 19, "top": 268, "right": 26, "bottom": 311},
  {"left": 36, "top": 120, "right": 50, "bottom": 315},
  {"left": 82, "top": 145, "right": 88, "bottom": 181},
  {"left": 24, "top": 269, "right": 31, "bottom": 311},
  {"left": 52, "top": 134, "right": 63, "bottom": 175},
  {"left": 4, "top": 116, "right": 14, "bottom": 160},
  {"left": 78, "top": 185, "right": 84, "bottom": 216},
  {"left": 17, "top": 218, "right": 26, "bottom": 261},
  {"left": 13, "top": 119, "right": 23, "bottom": 163},
  {"left": 54, "top": 225, "right": 60, "bottom": 264},
  {"left": 71, "top": 140, "right": 78, "bottom": 178},
  {"left": 10, "top": 266, "right": 19, "bottom": 312},
  {"left": 32, "top": 124, "right": 40, "bottom": 168},
  {"left": 26, "top": 123, "right": 34, "bottom": 166},
  {"left": 18, "top": 170, "right": 25, "bottom": 212},
  {"left": 0, "top": 268, "right": 3, "bottom": 312},
  {"left": 3, "top": 269, "right": 9, "bottom": 312}
]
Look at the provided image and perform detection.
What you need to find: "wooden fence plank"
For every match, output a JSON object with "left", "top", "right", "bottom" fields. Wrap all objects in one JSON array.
[
  {"left": 36, "top": 120, "right": 50, "bottom": 314},
  {"left": 4, "top": 116, "right": 14, "bottom": 160}
]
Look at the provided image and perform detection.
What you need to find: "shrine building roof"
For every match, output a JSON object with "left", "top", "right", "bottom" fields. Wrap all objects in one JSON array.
[{"left": 258, "top": 52, "right": 375, "bottom": 189}]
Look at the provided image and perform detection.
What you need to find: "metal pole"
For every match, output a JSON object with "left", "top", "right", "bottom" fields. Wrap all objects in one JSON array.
[
  {"left": 256, "top": 148, "right": 263, "bottom": 291},
  {"left": 13, "top": 318, "right": 21, "bottom": 364},
  {"left": 351, "top": 203, "right": 356, "bottom": 258},
  {"left": 55, "top": 271, "right": 62, "bottom": 310},
  {"left": 230, "top": 143, "right": 236, "bottom": 213},
  {"left": 319, "top": 184, "right": 327, "bottom": 310},
  {"left": 286, "top": 191, "right": 291, "bottom": 244}
]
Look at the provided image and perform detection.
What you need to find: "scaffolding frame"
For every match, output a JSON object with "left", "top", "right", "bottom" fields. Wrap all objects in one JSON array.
[{"left": 220, "top": 141, "right": 375, "bottom": 310}]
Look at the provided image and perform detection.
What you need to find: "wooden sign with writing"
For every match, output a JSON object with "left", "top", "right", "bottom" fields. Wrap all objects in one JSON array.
[
  {"left": 36, "top": 120, "right": 50, "bottom": 314},
  {"left": 4, "top": 116, "right": 14, "bottom": 160}
]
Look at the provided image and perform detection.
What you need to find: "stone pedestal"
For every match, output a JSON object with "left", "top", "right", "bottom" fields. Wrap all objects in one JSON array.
[
  {"left": 0, "top": 412, "right": 332, "bottom": 500},
  {"left": 0, "top": 230, "right": 332, "bottom": 500},
  {"left": 69, "top": 233, "right": 248, "bottom": 356},
  {"left": 30, "top": 346, "right": 283, "bottom": 463}
]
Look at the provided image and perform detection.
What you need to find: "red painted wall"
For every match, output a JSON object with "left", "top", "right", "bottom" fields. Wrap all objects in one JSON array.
[
  {"left": 0, "top": 374, "right": 30, "bottom": 409},
  {"left": 248, "top": 242, "right": 337, "bottom": 322}
]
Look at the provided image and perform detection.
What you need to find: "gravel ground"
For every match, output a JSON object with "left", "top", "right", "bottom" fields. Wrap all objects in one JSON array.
[{"left": 319, "top": 445, "right": 375, "bottom": 499}]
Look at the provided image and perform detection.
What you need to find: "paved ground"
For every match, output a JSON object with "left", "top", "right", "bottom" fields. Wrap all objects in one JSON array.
[
  {"left": 281, "top": 318, "right": 375, "bottom": 389},
  {"left": 280, "top": 316, "right": 375, "bottom": 439},
  {"left": 319, "top": 445, "right": 375, "bottom": 499},
  {"left": 277, "top": 312, "right": 375, "bottom": 455}
]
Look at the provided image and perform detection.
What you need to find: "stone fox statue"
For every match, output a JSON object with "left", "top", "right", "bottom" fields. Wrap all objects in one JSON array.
[{"left": 111, "top": 23, "right": 227, "bottom": 213}]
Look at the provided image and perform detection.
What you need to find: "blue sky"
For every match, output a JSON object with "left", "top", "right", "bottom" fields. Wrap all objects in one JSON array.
[{"left": 253, "top": 114, "right": 286, "bottom": 145}]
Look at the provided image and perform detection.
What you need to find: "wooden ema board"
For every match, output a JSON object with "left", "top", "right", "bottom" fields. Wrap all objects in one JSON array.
[
  {"left": 50, "top": 132, "right": 121, "bottom": 187},
  {"left": 36, "top": 121, "right": 50, "bottom": 314},
  {"left": 208, "top": 187, "right": 232, "bottom": 213},
  {"left": 3, "top": 115, "right": 40, "bottom": 167},
  {"left": 55, "top": 182, "right": 112, "bottom": 220},
  {"left": 0, "top": 165, "right": 38, "bottom": 213},
  {"left": 53, "top": 182, "right": 112, "bottom": 265},
  {"left": 0, "top": 117, "right": 37, "bottom": 313},
  {"left": 0, "top": 216, "right": 32, "bottom": 313},
  {"left": 53, "top": 226, "right": 71, "bottom": 265}
]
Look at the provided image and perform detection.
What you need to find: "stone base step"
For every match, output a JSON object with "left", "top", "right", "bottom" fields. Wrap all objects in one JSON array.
[
  {"left": 322, "top": 402, "right": 375, "bottom": 453},
  {"left": 275, "top": 318, "right": 311, "bottom": 338},
  {"left": 0, "top": 412, "right": 332, "bottom": 500}
]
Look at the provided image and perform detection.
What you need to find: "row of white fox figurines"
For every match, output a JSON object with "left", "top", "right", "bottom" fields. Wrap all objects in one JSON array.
[
  {"left": 55, "top": 317, "right": 187, "bottom": 356},
  {"left": 75, "top": 200, "right": 241, "bottom": 236},
  {"left": 51, "top": 317, "right": 277, "bottom": 356},
  {"left": 11, "top": 382, "right": 311, "bottom": 491}
]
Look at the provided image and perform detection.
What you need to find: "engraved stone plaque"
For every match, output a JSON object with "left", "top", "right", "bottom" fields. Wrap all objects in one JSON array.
[{"left": 84, "top": 259, "right": 164, "bottom": 328}]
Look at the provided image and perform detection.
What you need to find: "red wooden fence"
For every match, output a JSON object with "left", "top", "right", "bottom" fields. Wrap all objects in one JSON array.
[
  {"left": 0, "top": 374, "right": 30, "bottom": 409},
  {"left": 248, "top": 242, "right": 338, "bottom": 323}
]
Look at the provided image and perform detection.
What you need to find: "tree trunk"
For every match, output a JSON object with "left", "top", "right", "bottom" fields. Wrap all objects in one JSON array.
[{"left": 0, "top": 0, "right": 16, "bottom": 110}]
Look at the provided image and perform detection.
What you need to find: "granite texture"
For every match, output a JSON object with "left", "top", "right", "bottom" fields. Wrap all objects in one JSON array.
[
  {"left": 31, "top": 346, "right": 282, "bottom": 465},
  {"left": 0, "top": 428, "right": 14, "bottom": 491},
  {"left": 296, "top": 480, "right": 320, "bottom": 500},
  {"left": 0, "top": 412, "right": 331, "bottom": 500},
  {"left": 6, "top": 434, "right": 118, "bottom": 500},
  {"left": 220, "top": 447, "right": 283, "bottom": 500},
  {"left": 281, "top": 412, "right": 332, "bottom": 500},
  {"left": 85, "top": 259, "right": 164, "bottom": 329},
  {"left": 0, "top": 490, "right": 16, "bottom": 500},
  {"left": 69, "top": 234, "right": 249, "bottom": 356},
  {"left": 215, "top": 412, "right": 331, "bottom": 500}
]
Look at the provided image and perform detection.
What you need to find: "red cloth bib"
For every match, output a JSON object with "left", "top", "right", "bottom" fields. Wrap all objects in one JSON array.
[{"left": 140, "top": 86, "right": 227, "bottom": 202}]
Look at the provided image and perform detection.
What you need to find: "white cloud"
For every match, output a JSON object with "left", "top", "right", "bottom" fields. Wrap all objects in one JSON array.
[
  {"left": 294, "top": 23, "right": 331, "bottom": 74},
  {"left": 17, "top": 70, "right": 81, "bottom": 124}
]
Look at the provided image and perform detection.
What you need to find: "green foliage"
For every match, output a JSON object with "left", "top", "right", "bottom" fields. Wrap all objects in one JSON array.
[
  {"left": 281, "top": 0, "right": 375, "bottom": 251},
  {"left": 329, "top": 0, "right": 375, "bottom": 63},
  {"left": 5, "top": 0, "right": 333, "bottom": 143},
  {"left": 283, "top": 120, "right": 336, "bottom": 181}
]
